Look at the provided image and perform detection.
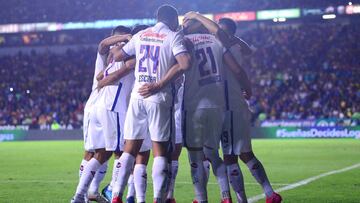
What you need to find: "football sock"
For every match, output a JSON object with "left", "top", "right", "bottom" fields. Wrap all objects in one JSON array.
[
  {"left": 79, "top": 159, "right": 88, "bottom": 179},
  {"left": 88, "top": 161, "right": 108, "bottom": 194},
  {"left": 246, "top": 157, "right": 274, "bottom": 197},
  {"left": 203, "top": 148, "right": 231, "bottom": 199},
  {"left": 126, "top": 174, "right": 135, "bottom": 198},
  {"left": 109, "top": 158, "right": 120, "bottom": 190},
  {"left": 188, "top": 150, "right": 208, "bottom": 202},
  {"left": 112, "top": 153, "right": 135, "bottom": 199},
  {"left": 227, "top": 163, "right": 247, "bottom": 203},
  {"left": 167, "top": 160, "right": 179, "bottom": 199},
  {"left": 75, "top": 158, "right": 101, "bottom": 195},
  {"left": 152, "top": 156, "right": 168, "bottom": 201},
  {"left": 203, "top": 160, "right": 210, "bottom": 185},
  {"left": 134, "top": 164, "right": 147, "bottom": 203}
]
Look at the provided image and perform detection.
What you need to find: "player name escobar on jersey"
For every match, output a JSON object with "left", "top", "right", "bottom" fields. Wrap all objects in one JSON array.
[{"left": 122, "top": 22, "right": 187, "bottom": 106}]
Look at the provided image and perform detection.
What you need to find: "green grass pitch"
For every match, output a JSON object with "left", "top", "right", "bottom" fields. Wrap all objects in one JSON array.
[{"left": 0, "top": 139, "right": 359, "bottom": 203}]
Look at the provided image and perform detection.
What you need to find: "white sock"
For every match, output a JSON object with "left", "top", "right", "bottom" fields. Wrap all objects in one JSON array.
[
  {"left": 88, "top": 161, "right": 108, "bottom": 194},
  {"left": 204, "top": 148, "right": 230, "bottom": 200},
  {"left": 112, "top": 153, "right": 135, "bottom": 199},
  {"left": 166, "top": 160, "right": 179, "bottom": 199},
  {"left": 109, "top": 158, "right": 120, "bottom": 190},
  {"left": 126, "top": 174, "right": 135, "bottom": 198},
  {"left": 79, "top": 159, "right": 88, "bottom": 179},
  {"left": 152, "top": 156, "right": 168, "bottom": 202},
  {"left": 134, "top": 164, "right": 147, "bottom": 202},
  {"left": 203, "top": 160, "right": 210, "bottom": 185},
  {"left": 227, "top": 164, "right": 247, "bottom": 203},
  {"left": 75, "top": 158, "right": 101, "bottom": 195},
  {"left": 188, "top": 151, "right": 207, "bottom": 202},
  {"left": 246, "top": 158, "right": 274, "bottom": 197}
]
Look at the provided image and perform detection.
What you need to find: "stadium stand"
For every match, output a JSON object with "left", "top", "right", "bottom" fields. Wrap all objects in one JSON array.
[
  {"left": 1, "top": 21, "right": 359, "bottom": 129},
  {"left": 0, "top": 0, "right": 351, "bottom": 23}
]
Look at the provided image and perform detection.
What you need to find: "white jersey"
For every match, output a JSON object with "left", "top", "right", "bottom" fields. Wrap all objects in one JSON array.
[
  {"left": 95, "top": 60, "right": 135, "bottom": 114},
  {"left": 122, "top": 22, "right": 187, "bottom": 107},
  {"left": 224, "top": 45, "right": 250, "bottom": 111},
  {"left": 183, "top": 33, "right": 227, "bottom": 111},
  {"left": 84, "top": 53, "right": 107, "bottom": 113}
]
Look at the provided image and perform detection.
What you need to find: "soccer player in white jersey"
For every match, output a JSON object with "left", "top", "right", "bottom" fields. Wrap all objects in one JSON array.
[
  {"left": 180, "top": 14, "right": 250, "bottom": 202},
  {"left": 71, "top": 26, "right": 138, "bottom": 203},
  {"left": 109, "top": 5, "right": 191, "bottom": 203},
  {"left": 218, "top": 18, "right": 282, "bottom": 203},
  {"left": 165, "top": 74, "right": 184, "bottom": 203},
  {"left": 99, "top": 25, "right": 154, "bottom": 203}
]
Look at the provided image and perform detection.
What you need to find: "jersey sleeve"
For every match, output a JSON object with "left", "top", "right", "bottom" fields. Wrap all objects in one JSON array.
[
  {"left": 171, "top": 31, "right": 188, "bottom": 56},
  {"left": 95, "top": 52, "right": 107, "bottom": 70},
  {"left": 122, "top": 35, "right": 136, "bottom": 57}
]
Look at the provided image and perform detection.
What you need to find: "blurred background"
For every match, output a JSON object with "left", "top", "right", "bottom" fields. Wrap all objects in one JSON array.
[{"left": 0, "top": 0, "right": 359, "bottom": 139}]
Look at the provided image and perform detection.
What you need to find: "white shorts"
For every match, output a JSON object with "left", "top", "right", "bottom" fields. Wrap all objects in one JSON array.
[
  {"left": 183, "top": 108, "right": 225, "bottom": 149},
  {"left": 124, "top": 99, "right": 172, "bottom": 143},
  {"left": 88, "top": 106, "right": 122, "bottom": 151},
  {"left": 221, "top": 109, "right": 252, "bottom": 155},
  {"left": 83, "top": 110, "right": 95, "bottom": 152}
]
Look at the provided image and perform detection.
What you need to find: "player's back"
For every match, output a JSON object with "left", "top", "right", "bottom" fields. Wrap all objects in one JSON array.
[
  {"left": 184, "top": 33, "right": 226, "bottom": 111},
  {"left": 123, "top": 22, "right": 186, "bottom": 107}
]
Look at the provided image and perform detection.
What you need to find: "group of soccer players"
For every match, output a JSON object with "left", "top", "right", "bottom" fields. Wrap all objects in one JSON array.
[{"left": 71, "top": 4, "right": 282, "bottom": 203}]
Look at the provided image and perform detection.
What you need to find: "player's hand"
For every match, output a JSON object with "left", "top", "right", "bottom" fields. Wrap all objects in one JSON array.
[
  {"left": 184, "top": 11, "right": 199, "bottom": 22},
  {"left": 243, "top": 88, "right": 252, "bottom": 100},
  {"left": 96, "top": 79, "right": 106, "bottom": 91},
  {"left": 138, "top": 83, "right": 161, "bottom": 98}
]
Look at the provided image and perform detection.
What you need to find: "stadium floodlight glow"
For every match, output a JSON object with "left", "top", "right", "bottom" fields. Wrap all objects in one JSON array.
[
  {"left": 349, "top": 2, "right": 353, "bottom": 5},
  {"left": 257, "top": 8, "right": 300, "bottom": 20},
  {"left": 10, "top": 87, "right": 13, "bottom": 92},
  {"left": 278, "top": 17, "right": 287, "bottom": 22},
  {"left": 26, "top": 90, "right": 30, "bottom": 94},
  {"left": 322, "top": 14, "right": 336, "bottom": 19},
  {"left": 214, "top": 11, "right": 256, "bottom": 22}
]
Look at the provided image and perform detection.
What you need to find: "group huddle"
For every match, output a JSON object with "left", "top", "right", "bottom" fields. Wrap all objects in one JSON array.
[{"left": 71, "top": 5, "right": 282, "bottom": 203}]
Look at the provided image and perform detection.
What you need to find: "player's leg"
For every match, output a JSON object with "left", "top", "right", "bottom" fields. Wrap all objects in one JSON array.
[
  {"left": 79, "top": 151, "right": 94, "bottom": 179},
  {"left": 184, "top": 110, "right": 208, "bottom": 203},
  {"left": 203, "top": 109, "right": 231, "bottom": 202},
  {"left": 166, "top": 143, "right": 182, "bottom": 202},
  {"left": 224, "top": 155, "right": 247, "bottom": 203},
  {"left": 237, "top": 108, "right": 281, "bottom": 202},
  {"left": 132, "top": 150, "right": 150, "bottom": 203},
  {"left": 72, "top": 108, "right": 108, "bottom": 202},
  {"left": 112, "top": 99, "right": 147, "bottom": 203},
  {"left": 102, "top": 151, "right": 123, "bottom": 202},
  {"left": 221, "top": 110, "right": 247, "bottom": 203},
  {"left": 240, "top": 151, "right": 282, "bottom": 203}
]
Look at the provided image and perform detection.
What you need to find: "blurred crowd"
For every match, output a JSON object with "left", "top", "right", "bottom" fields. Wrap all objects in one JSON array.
[
  {"left": 0, "top": 22, "right": 359, "bottom": 129},
  {"left": 0, "top": 49, "right": 95, "bottom": 129},
  {"left": 242, "top": 23, "right": 360, "bottom": 122},
  {"left": 1, "top": 0, "right": 350, "bottom": 24}
]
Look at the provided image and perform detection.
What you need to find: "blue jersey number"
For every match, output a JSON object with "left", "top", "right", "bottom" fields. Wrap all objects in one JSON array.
[{"left": 139, "top": 45, "right": 160, "bottom": 74}]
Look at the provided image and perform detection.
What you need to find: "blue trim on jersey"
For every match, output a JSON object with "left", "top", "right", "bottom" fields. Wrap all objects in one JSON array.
[
  {"left": 121, "top": 48, "right": 131, "bottom": 57},
  {"left": 111, "top": 82, "right": 123, "bottom": 111},
  {"left": 115, "top": 113, "right": 121, "bottom": 152},
  {"left": 224, "top": 80, "right": 230, "bottom": 111}
]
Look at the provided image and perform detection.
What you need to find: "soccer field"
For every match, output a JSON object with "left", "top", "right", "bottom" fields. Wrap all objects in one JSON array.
[{"left": 1, "top": 139, "right": 359, "bottom": 203}]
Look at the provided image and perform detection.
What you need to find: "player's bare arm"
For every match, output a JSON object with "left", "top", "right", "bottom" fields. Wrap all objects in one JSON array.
[
  {"left": 138, "top": 53, "right": 192, "bottom": 98},
  {"left": 97, "top": 58, "right": 136, "bottom": 90},
  {"left": 223, "top": 51, "right": 252, "bottom": 99},
  {"left": 98, "top": 34, "right": 132, "bottom": 55},
  {"left": 184, "top": 11, "right": 232, "bottom": 48}
]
